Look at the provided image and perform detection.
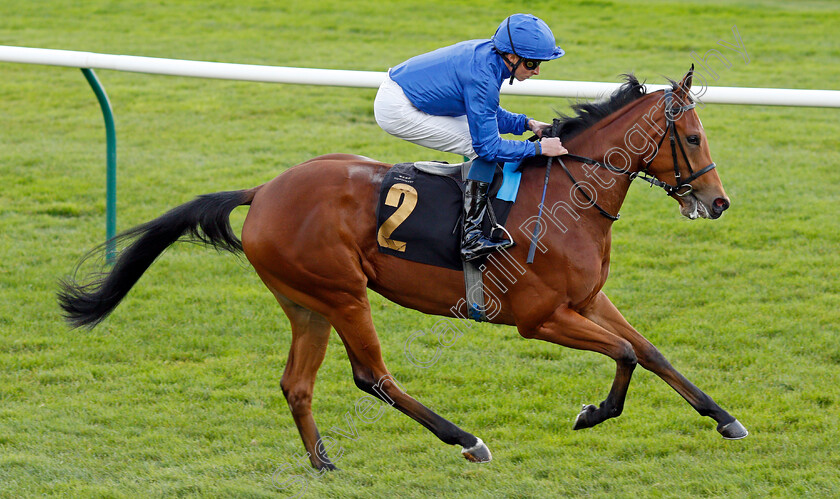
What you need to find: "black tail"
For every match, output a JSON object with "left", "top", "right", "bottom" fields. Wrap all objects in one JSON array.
[{"left": 58, "top": 188, "right": 258, "bottom": 329}]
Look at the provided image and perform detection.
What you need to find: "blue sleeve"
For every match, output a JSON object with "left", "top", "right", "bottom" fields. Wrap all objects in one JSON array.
[
  {"left": 496, "top": 107, "right": 529, "bottom": 135},
  {"left": 463, "top": 73, "right": 536, "bottom": 163}
]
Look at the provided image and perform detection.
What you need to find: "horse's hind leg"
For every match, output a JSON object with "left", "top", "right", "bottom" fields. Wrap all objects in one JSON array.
[
  {"left": 582, "top": 292, "right": 748, "bottom": 439},
  {"left": 275, "top": 294, "right": 338, "bottom": 470},
  {"left": 328, "top": 298, "right": 492, "bottom": 463}
]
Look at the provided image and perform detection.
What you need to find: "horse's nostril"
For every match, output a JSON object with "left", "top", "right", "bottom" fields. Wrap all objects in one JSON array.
[{"left": 713, "top": 198, "right": 730, "bottom": 212}]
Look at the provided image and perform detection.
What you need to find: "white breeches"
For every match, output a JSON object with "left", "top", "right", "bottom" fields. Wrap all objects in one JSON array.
[{"left": 373, "top": 74, "right": 477, "bottom": 160}]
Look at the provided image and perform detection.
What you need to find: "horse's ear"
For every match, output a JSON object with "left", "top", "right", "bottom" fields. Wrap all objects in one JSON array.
[{"left": 678, "top": 64, "right": 695, "bottom": 94}]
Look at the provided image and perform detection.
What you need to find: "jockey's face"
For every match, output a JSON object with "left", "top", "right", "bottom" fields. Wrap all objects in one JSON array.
[
  {"left": 514, "top": 59, "right": 540, "bottom": 80},
  {"left": 503, "top": 55, "right": 541, "bottom": 81}
]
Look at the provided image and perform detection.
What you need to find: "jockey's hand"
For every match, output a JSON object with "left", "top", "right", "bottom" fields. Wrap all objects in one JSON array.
[
  {"left": 539, "top": 137, "right": 568, "bottom": 156},
  {"left": 527, "top": 119, "right": 551, "bottom": 138}
]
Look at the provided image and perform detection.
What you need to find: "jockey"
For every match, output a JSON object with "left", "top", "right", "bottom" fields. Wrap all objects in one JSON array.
[{"left": 374, "top": 13, "right": 569, "bottom": 261}]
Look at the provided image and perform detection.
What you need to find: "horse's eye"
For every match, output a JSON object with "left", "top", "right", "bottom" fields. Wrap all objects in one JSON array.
[{"left": 687, "top": 135, "right": 701, "bottom": 145}]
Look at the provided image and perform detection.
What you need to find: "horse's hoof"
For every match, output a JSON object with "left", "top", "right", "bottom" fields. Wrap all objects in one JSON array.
[
  {"left": 315, "top": 462, "right": 339, "bottom": 471},
  {"left": 573, "top": 404, "right": 598, "bottom": 430},
  {"left": 718, "top": 419, "right": 749, "bottom": 440},
  {"left": 461, "top": 437, "right": 492, "bottom": 463}
]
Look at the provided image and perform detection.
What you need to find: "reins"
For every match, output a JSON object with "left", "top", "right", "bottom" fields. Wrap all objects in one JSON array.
[
  {"left": 557, "top": 154, "right": 620, "bottom": 221},
  {"left": 526, "top": 156, "right": 553, "bottom": 263},
  {"left": 526, "top": 88, "right": 718, "bottom": 263}
]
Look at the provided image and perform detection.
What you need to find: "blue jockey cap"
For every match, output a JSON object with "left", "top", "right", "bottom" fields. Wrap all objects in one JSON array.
[{"left": 492, "top": 13, "right": 564, "bottom": 60}]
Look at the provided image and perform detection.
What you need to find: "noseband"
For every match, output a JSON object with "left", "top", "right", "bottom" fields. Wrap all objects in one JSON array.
[
  {"left": 640, "top": 88, "right": 717, "bottom": 198},
  {"left": 555, "top": 88, "right": 718, "bottom": 220}
]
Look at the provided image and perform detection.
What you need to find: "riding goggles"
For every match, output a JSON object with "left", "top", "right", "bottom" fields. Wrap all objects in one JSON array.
[{"left": 521, "top": 59, "right": 542, "bottom": 70}]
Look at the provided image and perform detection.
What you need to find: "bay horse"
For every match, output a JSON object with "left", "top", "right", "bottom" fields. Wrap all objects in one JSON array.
[{"left": 59, "top": 66, "right": 747, "bottom": 471}]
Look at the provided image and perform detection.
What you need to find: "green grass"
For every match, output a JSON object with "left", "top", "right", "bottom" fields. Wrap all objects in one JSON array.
[{"left": 1, "top": 0, "right": 839, "bottom": 497}]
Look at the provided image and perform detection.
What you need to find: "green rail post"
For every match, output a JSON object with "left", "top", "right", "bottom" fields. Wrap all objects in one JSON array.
[{"left": 81, "top": 68, "right": 117, "bottom": 264}]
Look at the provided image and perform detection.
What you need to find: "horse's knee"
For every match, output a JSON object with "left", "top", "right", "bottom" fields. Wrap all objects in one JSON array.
[{"left": 617, "top": 341, "right": 638, "bottom": 367}]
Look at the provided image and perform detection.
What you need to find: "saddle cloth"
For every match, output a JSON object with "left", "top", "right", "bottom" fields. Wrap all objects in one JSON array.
[{"left": 376, "top": 162, "right": 513, "bottom": 271}]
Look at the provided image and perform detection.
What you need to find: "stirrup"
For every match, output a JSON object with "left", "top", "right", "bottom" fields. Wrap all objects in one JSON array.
[{"left": 491, "top": 223, "right": 514, "bottom": 245}]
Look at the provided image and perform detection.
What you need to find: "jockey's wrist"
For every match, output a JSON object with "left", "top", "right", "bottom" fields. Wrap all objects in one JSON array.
[{"left": 535, "top": 140, "right": 542, "bottom": 156}]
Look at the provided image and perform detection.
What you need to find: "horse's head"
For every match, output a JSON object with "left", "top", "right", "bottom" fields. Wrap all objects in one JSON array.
[{"left": 643, "top": 66, "right": 730, "bottom": 220}]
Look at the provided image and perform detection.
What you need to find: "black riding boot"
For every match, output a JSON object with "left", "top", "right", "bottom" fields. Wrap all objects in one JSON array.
[{"left": 460, "top": 180, "right": 513, "bottom": 262}]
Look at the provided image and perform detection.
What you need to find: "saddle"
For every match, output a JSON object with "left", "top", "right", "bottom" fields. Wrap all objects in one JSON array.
[
  {"left": 413, "top": 160, "right": 471, "bottom": 179},
  {"left": 376, "top": 161, "right": 514, "bottom": 271}
]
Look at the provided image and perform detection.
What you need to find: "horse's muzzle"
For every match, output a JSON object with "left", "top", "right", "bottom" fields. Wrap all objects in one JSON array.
[{"left": 711, "top": 197, "right": 730, "bottom": 219}]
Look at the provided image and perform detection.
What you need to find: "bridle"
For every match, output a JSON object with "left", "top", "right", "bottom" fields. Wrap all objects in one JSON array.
[
  {"left": 527, "top": 87, "right": 718, "bottom": 263},
  {"left": 642, "top": 88, "right": 718, "bottom": 197},
  {"left": 555, "top": 88, "right": 718, "bottom": 221}
]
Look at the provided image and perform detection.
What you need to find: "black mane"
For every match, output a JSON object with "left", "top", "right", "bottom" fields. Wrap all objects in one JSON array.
[{"left": 543, "top": 73, "right": 649, "bottom": 141}]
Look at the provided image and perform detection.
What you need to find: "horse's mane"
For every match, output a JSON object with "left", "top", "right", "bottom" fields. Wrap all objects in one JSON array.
[
  {"left": 544, "top": 73, "right": 649, "bottom": 142},
  {"left": 518, "top": 73, "right": 685, "bottom": 170}
]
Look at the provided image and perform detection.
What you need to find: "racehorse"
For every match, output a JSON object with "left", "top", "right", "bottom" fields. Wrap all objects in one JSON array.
[{"left": 58, "top": 66, "right": 747, "bottom": 471}]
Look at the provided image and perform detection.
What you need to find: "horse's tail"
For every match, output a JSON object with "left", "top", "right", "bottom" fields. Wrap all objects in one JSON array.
[{"left": 58, "top": 187, "right": 261, "bottom": 329}]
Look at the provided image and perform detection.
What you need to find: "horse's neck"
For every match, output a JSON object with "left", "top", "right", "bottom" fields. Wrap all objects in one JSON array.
[
  {"left": 557, "top": 137, "right": 634, "bottom": 226},
  {"left": 559, "top": 97, "right": 658, "bottom": 224}
]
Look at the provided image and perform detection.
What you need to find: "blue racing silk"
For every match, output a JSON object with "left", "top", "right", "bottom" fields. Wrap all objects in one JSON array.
[{"left": 389, "top": 39, "right": 537, "bottom": 163}]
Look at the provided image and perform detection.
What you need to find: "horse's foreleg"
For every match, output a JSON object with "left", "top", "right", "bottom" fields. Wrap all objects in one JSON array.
[
  {"left": 582, "top": 292, "right": 748, "bottom": 439},
  {"left": 276, "top": 295, "right": 337, "bottom": 470},
  {"left": 520, "top": 306, "right": 638, "bottom": 430},
  {"left": 329, "top": 300, "right": 492, "bottom": 463}
]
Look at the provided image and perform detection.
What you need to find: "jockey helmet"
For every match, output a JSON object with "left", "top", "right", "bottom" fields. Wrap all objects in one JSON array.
[{"left": 492, "top": 14, "right": 565, "bottom": 61}]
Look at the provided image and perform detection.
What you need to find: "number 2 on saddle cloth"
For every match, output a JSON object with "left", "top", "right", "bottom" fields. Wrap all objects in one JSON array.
[{"left": 376, "top": 162, "right": 516, "bottom": 271}]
